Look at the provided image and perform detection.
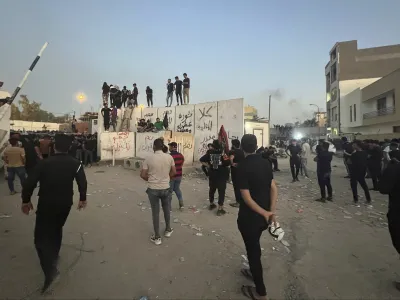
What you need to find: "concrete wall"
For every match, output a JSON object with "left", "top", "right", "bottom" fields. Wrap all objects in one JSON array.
[
  {"left": 100, "top": 132, "right": 135, "bottom": 160},
  {"left": 97, "top": 98, "right": 244, "bottom": 163},
  {"left": 10, "top": 120, "right": 61, "bottom": 131},
  {"left": 340, "top": 88, "right": 363, "bottom": 130}
]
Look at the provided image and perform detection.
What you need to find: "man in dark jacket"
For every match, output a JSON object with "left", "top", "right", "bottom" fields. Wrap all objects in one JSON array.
[
  {"left": 21, "top": 134, "right": 87, "bottom": 293},
  {"left": 367, "top": 140, "right": 383, "bottom": 191},
  {"left": 342, "top": 136, "right": 353, "bottom": 178},
  {"left": 315, "top": 142, "right": 333, "bottom": 202},
  {"left": 350, "top": 140, "right": 372, "bottom": 207},
  {"left": 379, "top": 150, "right": 400, "bottom": 291},
  {"left": 200, "top": 140, "right": 230, "bottom": 216}
]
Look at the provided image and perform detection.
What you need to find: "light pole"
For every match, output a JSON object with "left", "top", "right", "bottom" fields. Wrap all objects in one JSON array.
[{"left": 309, "top": 104, "right": 321, "bottom": 138}]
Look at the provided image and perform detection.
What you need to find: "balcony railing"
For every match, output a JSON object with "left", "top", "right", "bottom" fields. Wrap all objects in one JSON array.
[{"left": 363, "top": 106, "right": 396, "bottom": 119}]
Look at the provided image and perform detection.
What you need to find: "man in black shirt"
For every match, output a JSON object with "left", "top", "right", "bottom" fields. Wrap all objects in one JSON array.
[
  {"left": 132, "top": 83, "right": 139, "bottom": 107},
  {"left": 109, "top": 84, "right": 117, "bottom": 107},
  {"left": 367, "top": 140, "right": 383, "bottom": 191},
  {"left": 183, "top": 73, "right": 190, "bottom": 104},
  {"left": 229, "top": 139, "right": 245, "bottom": 208},
  {"left": 174, "top": 76, "right": 183, "bottom": 105},
  {"left": 379, "top": 151, "right": 400, "bottom": 291},
  {"left": 236, "top": 134, "right": 278, "bottom": 300},
  {"left": 286, "top": 139, "right": 302, "bottom": 182},
  {"left": 146, "top": 86, "right": 153, "bottom": 107},
  {"left": 21, "top": 134, "right": 87, "bottom": 293},
  {"left": 350, "top": 140, "right": 372, "bottom": 207},
  {"left": 166, "top": 79, "right": 174, "bottom": 107},
  {"left": 101, "top": 103, "right": 111, "bottom": 132},
  {"left": 121, "top": 86, "right": 129, "bottom": 108},
  {"left": 200, "top": 140, "right": 230, "bottom": 216},
  {"left": 315, "top": 142, "right": 333, "bottom": 202},
  {"left": 342, "top": 136, "right": 352, "bottom": 178}
]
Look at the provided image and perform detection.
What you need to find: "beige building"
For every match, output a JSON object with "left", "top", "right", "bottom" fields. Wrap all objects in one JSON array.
[
  {"left": 340, "top": 69, "right": 400, "bottom": 139},
  {"left": 244, "top": 105, "right": 258, "bottom": 120}
]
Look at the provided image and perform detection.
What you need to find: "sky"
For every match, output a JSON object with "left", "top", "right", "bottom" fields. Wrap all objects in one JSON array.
[{"left": 1, "top": 0, "right": 400, "bottom": 125}]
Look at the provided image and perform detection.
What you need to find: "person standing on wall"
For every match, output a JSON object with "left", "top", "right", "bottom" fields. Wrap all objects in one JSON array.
[
  {"left": 236, "top": 134, "right": 278, "bottom": 300},
  {"left": 109, "top": 84, "right": 117, "bottom": 107},
  {"left": 132, "top": 83, "right": 139, "bottom": 107},
  {"left": 174, "top": 76, "right": 183, "bottom": 105},
  {"left": 121, "top": 86, "right": 129, "bottom": 108},
  {"left": 102, "top": 82, "right": 110, "bottom": 106},
  {"left": 229, "top": 139, "right": 245, "bottom": 208},
  {"left": 168, "top": 142, "right": 185, "bottom": 210},
  {"left": 183, "top": 73, "right": 190, "bottom": 104},
  {"left": 140, "top": 138, "right": 176, "bottom": 245},
  {"left": 21, "top": 134, "right": 87, "bottom": 294},
  {"left": 146, "top": 86, "right": 153, "bottom": 107},
  {"left": 166, "top": 79, "right": 174, "bottom": 107},
  {"left": 101, "top": 103, "right": 111, "bottom": 132}
]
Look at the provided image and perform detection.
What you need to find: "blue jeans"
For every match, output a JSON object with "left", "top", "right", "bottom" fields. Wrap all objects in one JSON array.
[
  {"left": 7, "top": 166, "right": 26, "bottom": 192},
  {"left": 169, "top": 178, "right": 183, "bottom": 205},
  {"left": 146, "top": 188, "right": 171, "bottom": 238}
]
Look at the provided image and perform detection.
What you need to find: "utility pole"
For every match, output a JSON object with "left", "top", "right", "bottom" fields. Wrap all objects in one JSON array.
[{"left": 268, "top": 95, "right": 271, "bottom": 122}]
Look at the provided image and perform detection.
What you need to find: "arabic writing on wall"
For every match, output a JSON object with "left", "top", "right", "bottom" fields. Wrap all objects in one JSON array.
[
  {"left": 112, "top": 132, "right": 131, "bottom": 152},
  {"left": 176, "top": 110, "right": 193, "bottom": 133},
  {"left": 196, "top": 106, "right": 214, "bottom": 132},
  {"left": 197, "top": 134, "right": 216, "bottom": 155}
]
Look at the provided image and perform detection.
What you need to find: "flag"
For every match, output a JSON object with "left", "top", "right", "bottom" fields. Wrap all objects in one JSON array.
[
  {"left": 163, "top": 111, "right": 169, "bottom": 129},
  {"left": 218, "top": 125, "right": 229, "bottom": 154},
  {"left": 0, "top": 81, "right": 3, "bottom": 88}
]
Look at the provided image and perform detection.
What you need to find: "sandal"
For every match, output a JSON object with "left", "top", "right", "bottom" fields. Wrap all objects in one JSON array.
[
  {"left": 241, "top": 268, "right": 253, "bottom": 281},
  {"left": 241, "top": 285, "right": 257, "bottom": 300}
]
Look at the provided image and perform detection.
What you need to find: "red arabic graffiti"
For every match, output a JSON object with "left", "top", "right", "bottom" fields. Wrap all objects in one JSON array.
[{"left": 112, "top": 132, "right": 131, "bottom": 151}]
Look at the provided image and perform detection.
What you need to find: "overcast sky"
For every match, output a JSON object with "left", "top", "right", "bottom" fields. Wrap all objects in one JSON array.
[{"left": 1, "top": 0, "right": 400, "bottom": 124}]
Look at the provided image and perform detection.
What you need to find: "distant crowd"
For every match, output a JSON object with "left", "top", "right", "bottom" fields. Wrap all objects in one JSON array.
[{"left": 101, "top": 73, "right": 191, "bottom": 109}]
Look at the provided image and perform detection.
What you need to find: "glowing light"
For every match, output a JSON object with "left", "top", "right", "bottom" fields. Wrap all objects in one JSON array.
[
  {"left": 75, "top": 93, "right": 87, "bottom": 104},
  {"left": 294, "top": 133, "right": 303, "bottom": 140},
  {"left": 138, "top": 104, "right": 145, "bottom": 109}
]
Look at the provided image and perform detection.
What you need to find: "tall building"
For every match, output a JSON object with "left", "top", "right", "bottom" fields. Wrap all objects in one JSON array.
[{"left": 325, "top": 40, "right": 400, "bottom": 136}]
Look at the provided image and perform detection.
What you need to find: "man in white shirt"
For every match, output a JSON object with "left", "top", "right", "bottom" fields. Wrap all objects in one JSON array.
[
  {"left": 140, "top": 138, "right": 176, "bottom": 245},
  {"left": 300, "top": 138, "right": 311, "bottom": 178}
]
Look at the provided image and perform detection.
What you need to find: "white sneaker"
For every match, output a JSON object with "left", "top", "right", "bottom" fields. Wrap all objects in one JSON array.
[
  {"left": 164, "top": 228, "right": 174, "bottom": 238},
  {"left": 150, "top": 235, "right": 162, "bottom": 245}
]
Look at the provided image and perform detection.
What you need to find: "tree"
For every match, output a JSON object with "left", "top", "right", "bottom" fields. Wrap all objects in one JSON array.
[
  {"left": 301, "top": 117, "right": 317, "bottom": 127},
  {"left": 10, "top": 95, "right": 69, "bottom": 123}
]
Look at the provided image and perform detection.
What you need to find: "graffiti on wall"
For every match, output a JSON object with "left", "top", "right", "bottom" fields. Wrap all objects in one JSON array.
[
  {"left": 175, "top": 105, "right": 194, "bottom": 133},
  {"left": 112, "top": 132, "right": 132, "bottom": 151}
]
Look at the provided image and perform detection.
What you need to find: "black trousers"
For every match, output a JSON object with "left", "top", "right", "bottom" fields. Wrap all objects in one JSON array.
[
  {"left": 271, "top": 158, "right": 278, "bottom": 171},
  {"left": 209, "top": 179, "right": 227, "bottom": 206},
  {"left": 147, "top": 95, "right": 153, "bottom": 107},
  {"left": 175, "top": 91, "right": 183, "bottom": 105},
  {"left": 122, "top": 96, "right": 128, "bottom": 107},
  {"left": 317, "top": 171, "right": 332, "bottom": 198},
  {"left": 34, "top": 205, "right": 71, "bottom": 278},
  {"left": 202, "top": 165, "right": 209, "bottom": 176},
  {"left": 103, "top": 118, "right": 110, "bottom": 130},
  {"left": 368, "top": 161, "right": 382, "bottom": 190},
  {"left": 388, "top": 210, "right": 400, "bottom": 254},
  {"left": 231, "top": 169, "right": 241, "bottom": 203},
  {"left": 289, "top": 158, "right": 300, "bottom": 179},
  {"left": 350, "top": 172, "right": 371, "bottom": 202},
  {"left": 238, "top": 221, "right": 267, "bottom": 297}
]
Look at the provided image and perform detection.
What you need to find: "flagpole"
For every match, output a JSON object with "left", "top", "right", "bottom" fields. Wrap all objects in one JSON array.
[{"left": 8, "top": 42, "right": 49, "bottom": 104}]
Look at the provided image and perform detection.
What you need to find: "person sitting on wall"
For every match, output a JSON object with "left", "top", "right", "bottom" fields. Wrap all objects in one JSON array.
[
  {"left": 145, "top": 120, "right": 155, "bottom": 132},
  {"left": 154, "top": 118, "right": 164, "bottom": 131},
  {"left": 137, "top": 119, "right": 147, "bottom": 132}
]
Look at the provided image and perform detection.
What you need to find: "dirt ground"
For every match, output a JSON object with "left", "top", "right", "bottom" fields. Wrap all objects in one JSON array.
[{"left": 1, "top": 157, "right": 400, "bottom": 300}]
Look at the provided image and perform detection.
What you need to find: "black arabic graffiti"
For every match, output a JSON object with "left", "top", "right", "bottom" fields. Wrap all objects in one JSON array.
[
  {"left": 198, "top": 106, "right": 212, "bottom": 120},
  {"left": 197, "top": 120, "right": 212, "bottom": 131},
  {"left": 176, "top": 111, "right": 193, "bottom": 133},
  {"left": 144, "top": 113, "right": 154, "bottom": 118},
  {"left": 198, "top": 134, "right": 216, "bottom": 155},
  {"left": 227, "top": 132, "right": 239, "bottom": 140},
  {"left": 183, "top": 141, "right": 193, "bottom": 150}
]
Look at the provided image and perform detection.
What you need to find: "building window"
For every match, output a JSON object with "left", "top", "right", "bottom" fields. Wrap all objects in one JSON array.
[
  {"left": 326, "top": 73, "right": 331, "bottom": 93},
  {"left": 350, "top": 106, "right": 353, "bottom": 122},
  {"left": 394, "top": 126, "right": 400, "bottom": 133},
  {"left": 331, "top": 48, "right": 337, "bottom": 61},
  {"left": 377, "top": 97, "right": 386, "bottom": 111},
  {"left": 331, "top": 63, "right": 337, "bottom": 83},
  {"left": 353, "top": 104, "right": 356, "bottom": 122}
]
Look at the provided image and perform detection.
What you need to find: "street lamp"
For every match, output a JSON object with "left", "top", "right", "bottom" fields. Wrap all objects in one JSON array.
[{"left": 309, "top": 104, "right": 321, "bottom": 138}]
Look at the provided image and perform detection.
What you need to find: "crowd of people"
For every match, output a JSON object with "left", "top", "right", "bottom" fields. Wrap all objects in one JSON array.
[
  {"left": 4, "top": 125, "right": 400, "bottom": 298},
  {"left": 1, "top": 131, "right": 97, "bottom": 194},
  {"left": 101, "top": 73, "right": 191, "bottom": 109}
]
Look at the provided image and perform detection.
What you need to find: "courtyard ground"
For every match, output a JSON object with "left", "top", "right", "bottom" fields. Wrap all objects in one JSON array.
[{"left": 0, "top": 157, "right": 400, "bottom": 300}]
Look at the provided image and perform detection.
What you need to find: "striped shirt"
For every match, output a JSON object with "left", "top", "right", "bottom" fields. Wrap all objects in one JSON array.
[{"left": 170, "top": 150, "right": 184, "bottom": 178}]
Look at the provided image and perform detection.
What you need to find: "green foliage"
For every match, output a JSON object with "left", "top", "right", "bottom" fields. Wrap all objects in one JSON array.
[{"left": 10, "top": 95, "right": 69, "bottom": 123}]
